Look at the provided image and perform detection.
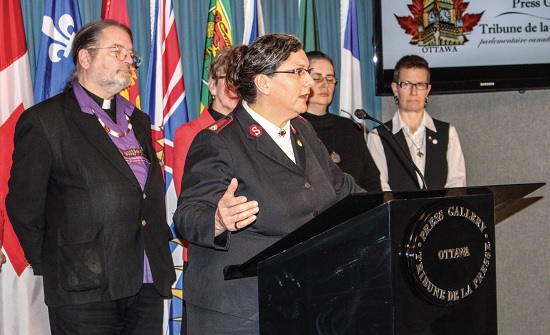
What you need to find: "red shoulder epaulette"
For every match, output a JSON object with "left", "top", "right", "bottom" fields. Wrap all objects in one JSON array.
[{"left": 207, "top": 115, "right": 233, "bottom": 134}]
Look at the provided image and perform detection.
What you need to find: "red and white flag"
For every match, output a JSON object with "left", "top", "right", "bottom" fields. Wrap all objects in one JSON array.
[
  {"left": 101, "top": 0, "right": 141, "bottom": 108},
  {"left": 0, "top": 1, "right": 50, "bottom": 334},
  {"left": 145, "top": 1, "right": 189, "bottom": 333}
]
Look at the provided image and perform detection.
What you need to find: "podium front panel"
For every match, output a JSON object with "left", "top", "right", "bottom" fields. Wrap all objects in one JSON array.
[
  {"left": 258, "top": 194, "right": 497, "bottom": 335},
  {"left": 259, "top": 205, "right": 393, "bottom": 334}
]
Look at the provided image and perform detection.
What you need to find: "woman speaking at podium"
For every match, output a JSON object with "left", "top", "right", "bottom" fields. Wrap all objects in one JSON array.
[{"left": 173, "top": 34, "right": 362, "bottom": 334}]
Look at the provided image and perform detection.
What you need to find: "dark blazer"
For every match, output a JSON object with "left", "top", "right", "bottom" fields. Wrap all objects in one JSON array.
[
  {"left": 174, "top": 103, "right": 362, "bottom": 321},
  {"left": 302, "top": 112, "right": 382, "bottom": 192},
  {"left": 6, "top": 89, "right": 175, "bottom": 307}
]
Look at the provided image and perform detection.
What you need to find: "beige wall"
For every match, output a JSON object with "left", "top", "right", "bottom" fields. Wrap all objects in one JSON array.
[{"left": 381, "top": 89, "right": 550, "bottom": 335}]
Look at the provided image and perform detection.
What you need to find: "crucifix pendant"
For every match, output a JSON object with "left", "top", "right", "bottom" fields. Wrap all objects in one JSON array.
[{"left": 417, "top": 151, "right": 424, "bottom": 158}]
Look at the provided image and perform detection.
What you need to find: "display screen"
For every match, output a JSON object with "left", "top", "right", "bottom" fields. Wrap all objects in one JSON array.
[{"left": 373, "top": 0, "right": 550, "bottom": 95}]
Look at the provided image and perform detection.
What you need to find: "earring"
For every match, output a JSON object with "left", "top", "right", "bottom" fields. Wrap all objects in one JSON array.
[
  {"left": 393, "top": 95, "right": 399, "bottom": 105},
  {"left": 425, "top": 96, "right": 429, "bottom": 106}
]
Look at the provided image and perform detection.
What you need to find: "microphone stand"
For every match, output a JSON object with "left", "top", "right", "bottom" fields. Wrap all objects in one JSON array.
[
  {"left": 339, "top": 109, "right": 364, "bottom": 131},
  {"left": 355, "top": 109, "right": 428, "bottom": 190}
]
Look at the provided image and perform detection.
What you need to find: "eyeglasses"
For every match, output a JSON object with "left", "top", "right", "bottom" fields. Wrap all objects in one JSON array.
[
  {"left": 311, "top": 73, "right": 338, "bottom": 85},
  {"left": 397, "top": 81, "right": 430, "bottom": 90},
  {"left": 92, "top": 46, "right": 142, "bottom": 67},
  {"left": 273, "top": 68, "right": 314, "bottom": 77}
]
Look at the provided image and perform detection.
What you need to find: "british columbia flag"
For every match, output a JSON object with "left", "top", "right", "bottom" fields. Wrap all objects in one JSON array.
[{"left": 144, "top": 0, "right": 189, "bottom": 334}]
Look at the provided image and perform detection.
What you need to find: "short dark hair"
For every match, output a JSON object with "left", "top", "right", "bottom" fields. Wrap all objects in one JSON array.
[
  {"left": 306, "top": 51, "right": 334, "bottom": 68},
  {"left": 225, "top": 34, "right": 303, "bottom": 103},
  {"left": 393, "top": 55, "right": 431, "bottom": 83}
]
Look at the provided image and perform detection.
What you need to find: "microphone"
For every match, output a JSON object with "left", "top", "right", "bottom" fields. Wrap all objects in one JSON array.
[
  {"left": 340, "top": 109, "right": 364, "bottom": 131},
  {"left": 355, "top": 109, "right": 428, "bottom": 190}
]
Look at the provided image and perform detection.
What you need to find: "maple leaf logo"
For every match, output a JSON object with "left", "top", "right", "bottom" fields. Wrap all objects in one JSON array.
[
  {"left": 395, "top": 0, "right": 424, "bottom": 43},
  {"left": 395, "top": 0, "right": 484, "bottom": 45}
]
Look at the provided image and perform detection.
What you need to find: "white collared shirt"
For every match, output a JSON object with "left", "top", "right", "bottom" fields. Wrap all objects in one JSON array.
[
  {"left": 367, "top": 110, "right": 466, "bottom": 191},
  {"left": 242, "top": 101, "right": 296, "bottom": 163}
]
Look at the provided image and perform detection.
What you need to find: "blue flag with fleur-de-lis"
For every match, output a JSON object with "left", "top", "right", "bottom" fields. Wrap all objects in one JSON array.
[{"left": 33, "top": 0, "right": 82, "bottom": 104}]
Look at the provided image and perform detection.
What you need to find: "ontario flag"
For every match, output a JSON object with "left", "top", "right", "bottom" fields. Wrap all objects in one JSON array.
[
  {"left": 33, "top": 0, "right": 82, "bottom": 104},
  {"left": 339, "top": 0, "right": 364, "bottom": 122},
  {"left": 0, "top": 2, "right": 51, "bottom": 334},
  {"left": 102, "top": 0, "right": 141, "bottom": 108},
  {"left": 199, "top": 0, "right": 233, "bottom": 115},
  {"left": 144, "top": 0, "right": 189, "bottom": 334}
]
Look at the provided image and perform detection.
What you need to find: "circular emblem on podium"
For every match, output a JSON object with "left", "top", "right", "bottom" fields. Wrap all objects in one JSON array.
[{"left": 403, "top": 200, "right": 492, "bottom": 305}]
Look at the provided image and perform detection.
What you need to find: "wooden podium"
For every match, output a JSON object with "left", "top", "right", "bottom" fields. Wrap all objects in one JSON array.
[{"left": 224, "top": 183, "right": 543, "bottom": 335}]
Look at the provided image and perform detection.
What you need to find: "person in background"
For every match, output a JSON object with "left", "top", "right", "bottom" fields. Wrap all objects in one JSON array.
[
  {"left": 302, "top": 51, "right": 381, "bottom": 192},
  {"left": 173, "top": 34, "right": 362, "bottom": 334},
  {"left": 172, "top": 48, "right": 239, "bottom": 333},
  {"left": 173, "top": 46, "right": 239, "bottom": 196},
  {"left": 6, "top": 19, "right": 175, "bottom": 334},
  {"left": 367, "top": 54, "right": 466, "bottom": 191}
]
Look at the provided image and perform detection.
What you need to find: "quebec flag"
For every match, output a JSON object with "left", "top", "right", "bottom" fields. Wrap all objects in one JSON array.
[
  {"left": 339, "top": 0, "right": 363, "bottom": 121},
  {"left": 34, "top": 0, "right": 82, "bottom": 104}
]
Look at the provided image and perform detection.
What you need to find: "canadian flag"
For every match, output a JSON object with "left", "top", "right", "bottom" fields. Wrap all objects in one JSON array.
[{"left": 0, "top": 0, "right": 50, "bottom": 334}]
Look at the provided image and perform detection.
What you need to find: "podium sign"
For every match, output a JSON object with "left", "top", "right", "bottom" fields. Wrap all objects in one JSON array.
[
  {"left": 404, "top": 199, "right": 494, "bottom": 307},
  {"left": 224, "top": 184, "right": 543, "bottom": 335},
  {"left": 258, "top": 194, "right": 496, "bottom": 334}
]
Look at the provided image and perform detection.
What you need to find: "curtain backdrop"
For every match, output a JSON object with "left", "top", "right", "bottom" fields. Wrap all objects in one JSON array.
[{"left": 20, "top": 0, "right": 381, "bottom": 123}]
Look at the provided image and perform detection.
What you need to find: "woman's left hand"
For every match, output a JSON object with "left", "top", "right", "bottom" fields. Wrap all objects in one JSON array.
[{"left": 214, "top": 178, "right": 259, "bottom": 236}]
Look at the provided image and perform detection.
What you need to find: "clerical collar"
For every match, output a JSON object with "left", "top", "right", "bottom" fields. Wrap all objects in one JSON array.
[
  {"left": 102, "top": 99, "right": 111, "bottom": 109},
  {"left": 73, "top": 81, "right": 135, "bottom": 120},
  {"left": 80, "top": 86, "right": 116, "bottom": 122}
]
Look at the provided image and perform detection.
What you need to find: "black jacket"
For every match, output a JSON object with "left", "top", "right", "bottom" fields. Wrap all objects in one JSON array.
[
  {"left": 7, "top": 89, "right": 175, "bottom": 307},
  {"left": 174, "top": 104, "right": 361, "bottom": 320}
]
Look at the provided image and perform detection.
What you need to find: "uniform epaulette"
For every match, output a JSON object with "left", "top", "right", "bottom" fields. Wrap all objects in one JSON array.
[{"left": 207, "top": 115, "right": 234, "bottom": 133}]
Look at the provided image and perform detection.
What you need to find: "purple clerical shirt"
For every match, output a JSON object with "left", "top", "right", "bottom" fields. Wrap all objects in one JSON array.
[{"left": 73, "top": 81, "right": 154, "bottom": 283}]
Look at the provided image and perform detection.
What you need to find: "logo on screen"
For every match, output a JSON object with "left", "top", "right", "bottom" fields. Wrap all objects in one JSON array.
[{"left": 395, "top": 0, "right": 484, "bottom": 46}]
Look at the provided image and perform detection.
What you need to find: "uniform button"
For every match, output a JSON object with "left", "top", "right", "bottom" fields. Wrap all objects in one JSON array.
[
  {"left": 141, "top": 220, "right": 147, "bottom": 227},
  {"left": 142, "top": 193, "right": 147, "bottom": 199},
  {"left": 304, "top": 182, "right": 312, "bottom": 189},
  {"left": 312, "top": 210, "right": 319, "bottom": 217}
]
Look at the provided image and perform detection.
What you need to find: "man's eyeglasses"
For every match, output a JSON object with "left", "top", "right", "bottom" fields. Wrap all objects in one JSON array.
[
  {"left": 397, "top": 81, "right": 430, "bottom": 90},
  {"left": 273, "top": 68, "right": 314, "bottom": 77},
  {"left": 311, "top": 73, "right": 338, "bottom": 85},
  {"left": 92, "top": 46, "right": 142, "bottom": 67}
]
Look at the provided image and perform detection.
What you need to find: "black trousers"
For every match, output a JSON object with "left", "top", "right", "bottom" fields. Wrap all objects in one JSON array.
[
  {"left": 185, "top": 302, "right": 259, "bottom": 335},
  {"left": 48, "top": 284, "right": 164, "bottom": 335}
]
